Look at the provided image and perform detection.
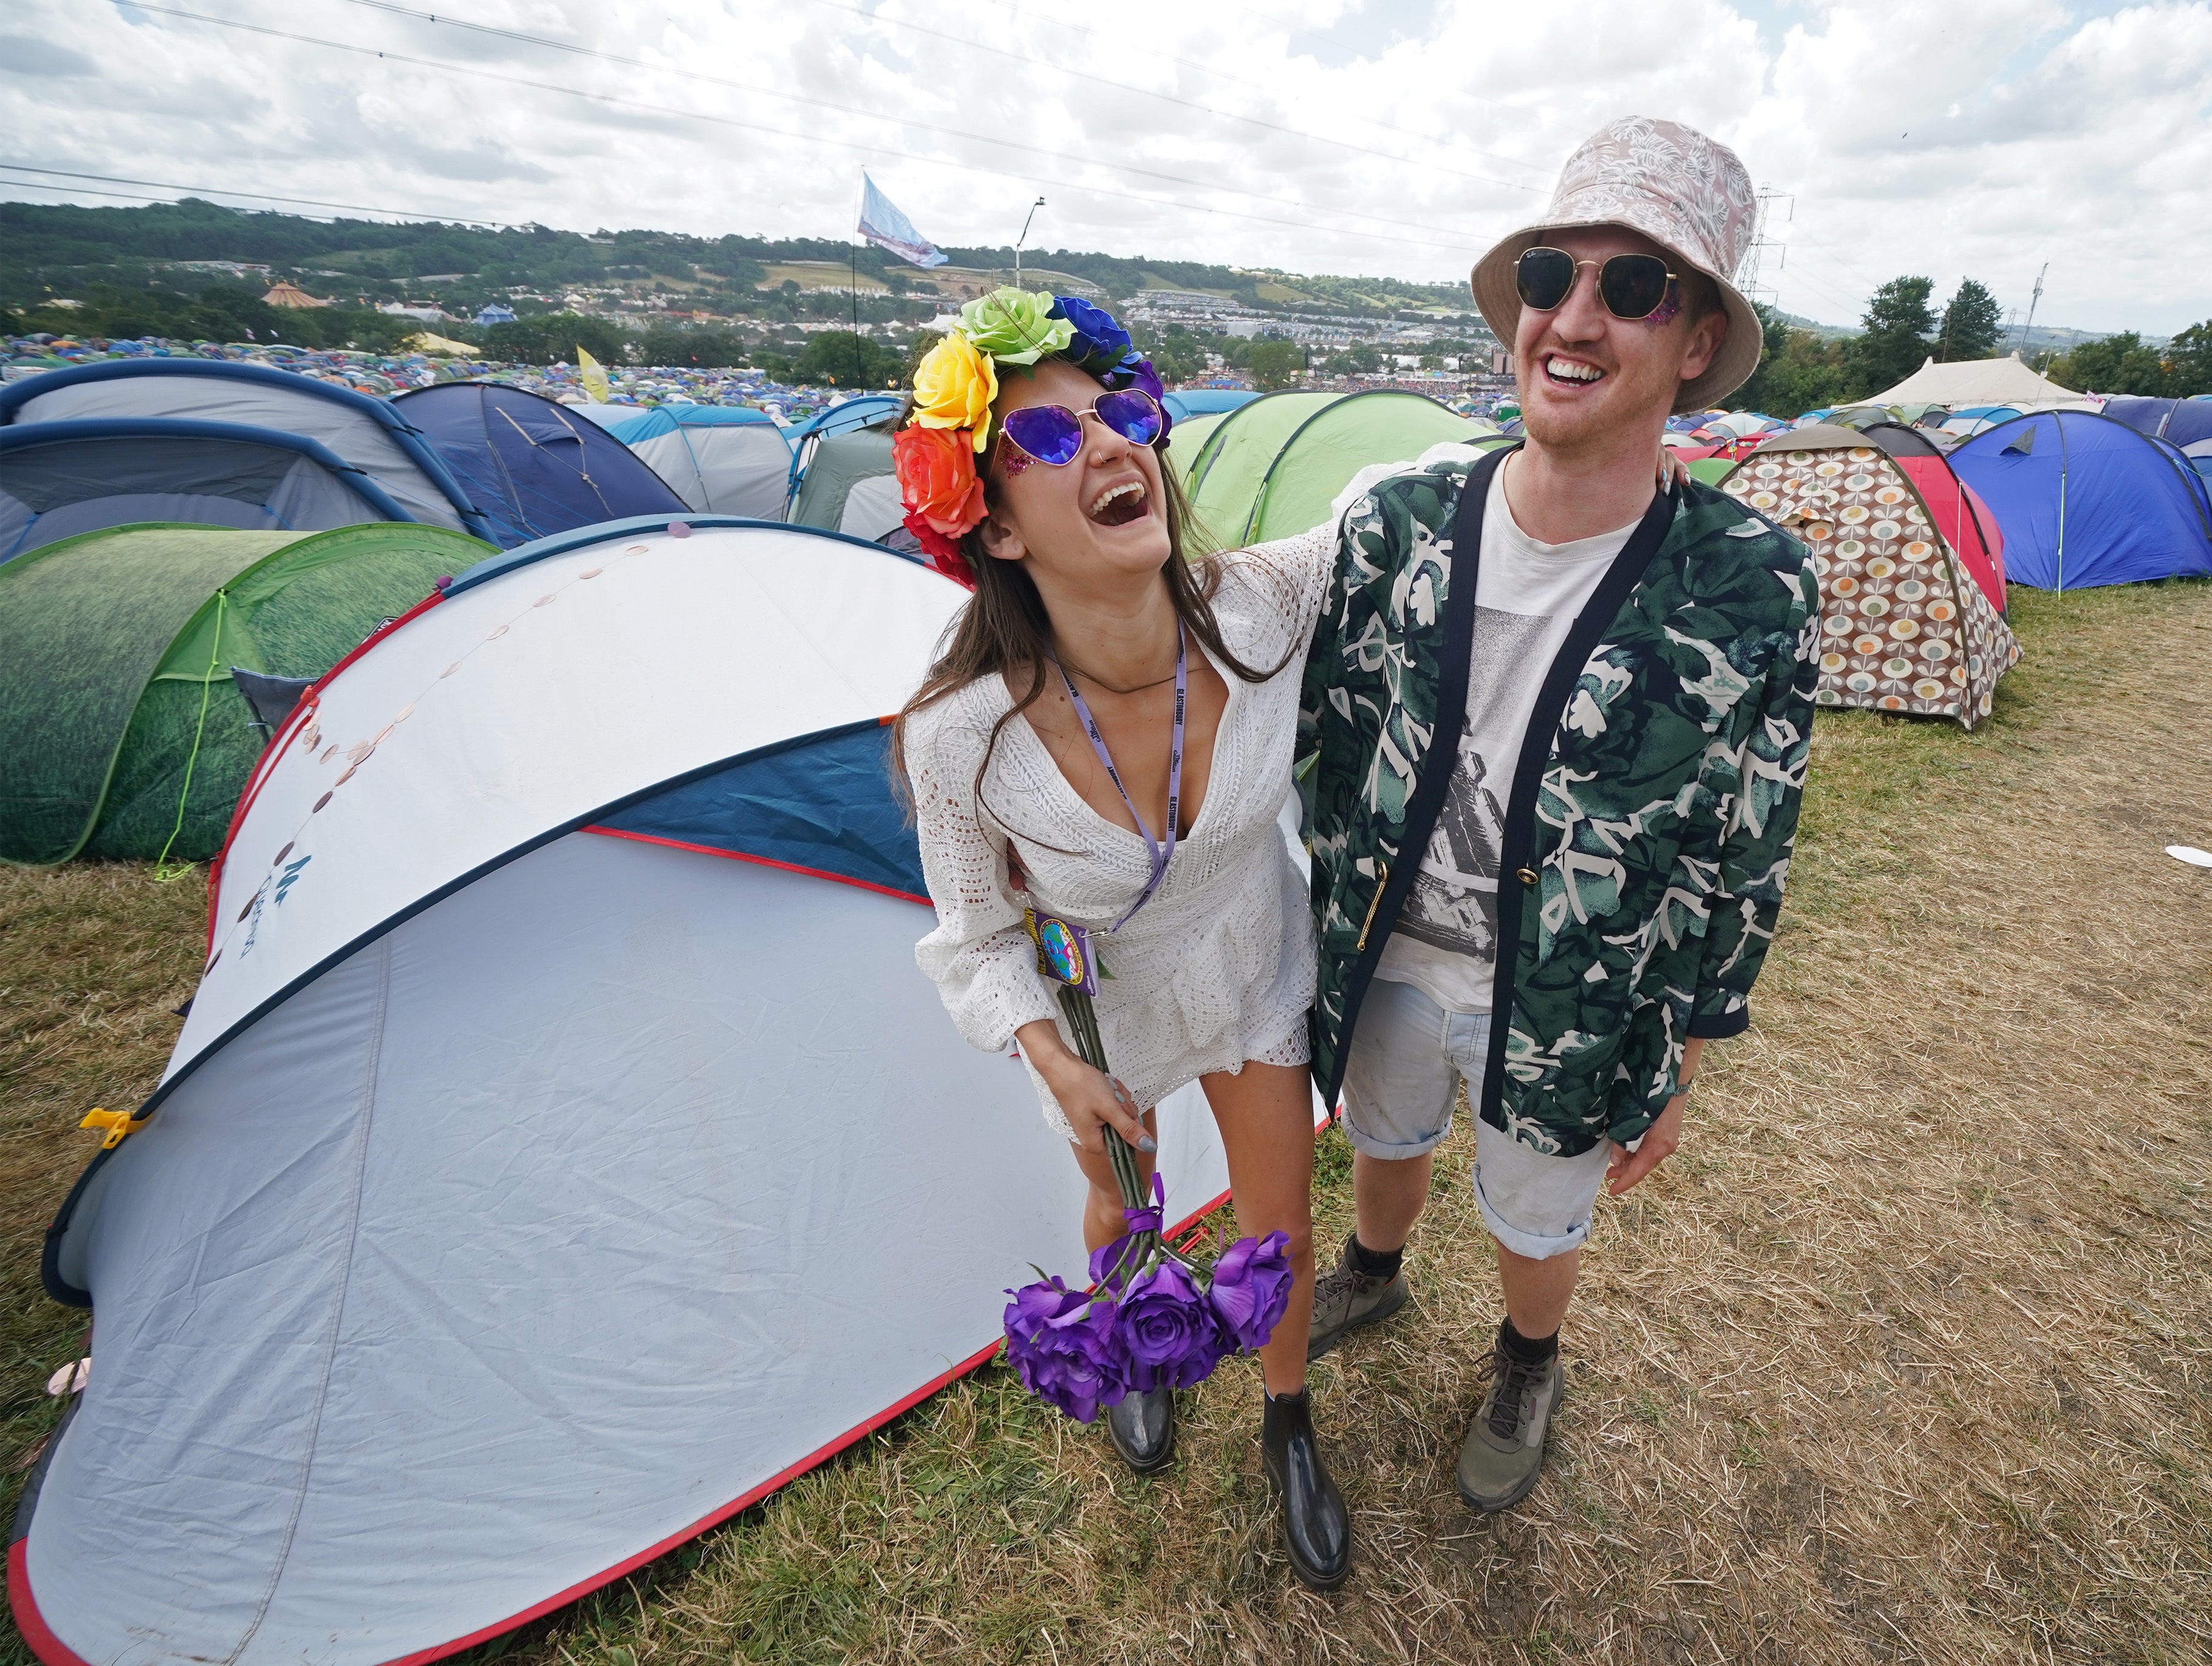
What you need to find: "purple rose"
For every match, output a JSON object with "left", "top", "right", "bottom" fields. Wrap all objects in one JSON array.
[
  {"left": 1003, "top": 1277, "right": 1127, "bottom": 1423},
  {"left": 1207, "top": 1230, "right": 1293, "bottom": 1352},
  {"left": 1050, "top": 295, "right": 1132, "bottom": 373},
  {"left": 1122, "top": 354, "right": 1167, "bottom": 407},
  {"left": 1116, "top": 1259, "right": 1229, "bottom": 1393},
  {"left": 1087, "top": 1230, "right": 1138, "bottom": 1292}
]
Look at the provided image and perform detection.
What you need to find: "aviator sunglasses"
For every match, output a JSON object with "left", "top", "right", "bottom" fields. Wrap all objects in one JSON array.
[
  {"left": 1515, "top": 245, "right": 1680, "bottom": 321},
  {"left": 999, "top": 388, "right": 1165, "bottom": 467}
]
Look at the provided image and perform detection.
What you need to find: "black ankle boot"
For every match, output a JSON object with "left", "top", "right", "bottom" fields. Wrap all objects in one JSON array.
[
  {"left": 1261, "top": 1389, "right": 1351, "bottom": 1589},
  {"left": 1106, "top": 1387, "right": 1175, "bottom": 1473}
]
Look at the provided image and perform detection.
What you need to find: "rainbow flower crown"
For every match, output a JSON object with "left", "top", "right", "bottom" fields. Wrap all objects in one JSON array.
[{"left": 894, "top": 287, "right": 1167, "bottom": 584}]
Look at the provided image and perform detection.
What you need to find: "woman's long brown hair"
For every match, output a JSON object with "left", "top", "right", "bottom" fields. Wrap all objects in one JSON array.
[{"left": 891, "top": 353, "right": 1290, "bottom": 838}]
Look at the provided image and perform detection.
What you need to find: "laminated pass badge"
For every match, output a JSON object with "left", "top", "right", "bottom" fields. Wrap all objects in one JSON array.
[{"left": 1024, "top": 908, "right": 1099, "bottom": 996}]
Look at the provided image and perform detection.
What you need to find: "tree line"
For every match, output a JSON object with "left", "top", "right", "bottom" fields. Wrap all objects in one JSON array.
[
  {"left": 2, "top": 197, "right": 1461, "bottom": 334},
  {"left": 1737, "top": 276, "right": 2212, "bottom": 416}
]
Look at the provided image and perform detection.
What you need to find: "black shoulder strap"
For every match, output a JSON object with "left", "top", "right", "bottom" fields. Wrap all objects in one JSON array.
[
  {"left": 1477, "top": 478, "right": 1682, "bottom": 1119},
  {"left": 1319, "top": 445, "right": 1508, "bottom": 1106}
]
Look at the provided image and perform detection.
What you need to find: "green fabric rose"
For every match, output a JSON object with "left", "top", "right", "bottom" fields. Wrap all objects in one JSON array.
[{"left": 959, "top": 287, "right": 1074, "bottom": 366}]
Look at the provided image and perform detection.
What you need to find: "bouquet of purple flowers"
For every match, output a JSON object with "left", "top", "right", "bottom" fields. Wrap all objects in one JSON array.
[{"left": 1002, "top": 913, "right": 1294, "bottom": 1424}]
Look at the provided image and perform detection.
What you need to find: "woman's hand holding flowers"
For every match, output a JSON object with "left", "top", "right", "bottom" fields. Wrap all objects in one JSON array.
[{"left": 1016, "top": 1018, "right": 1153, "bottom": 1154}]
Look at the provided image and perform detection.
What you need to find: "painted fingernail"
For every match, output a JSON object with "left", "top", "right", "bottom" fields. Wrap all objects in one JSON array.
[{"left": 1138, "top": 1135, "right": 1158, "bottom": 1154}]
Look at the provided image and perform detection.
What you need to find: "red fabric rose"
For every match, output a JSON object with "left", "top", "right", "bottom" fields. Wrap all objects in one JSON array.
[
  {"left": 893, "top": 425, "right": 987, "bottom": 539},
  {"left": 904, "top": 510, "right": 976, "bottom": 588}
]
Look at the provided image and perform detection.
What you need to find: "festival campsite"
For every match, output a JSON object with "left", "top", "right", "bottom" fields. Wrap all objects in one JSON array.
[
  {"left": 2, "top": 328, "right": 2208, "bottom": 1666},
  {"left": 4, "top": 32, "right": 2212, "bottom": 1663}
]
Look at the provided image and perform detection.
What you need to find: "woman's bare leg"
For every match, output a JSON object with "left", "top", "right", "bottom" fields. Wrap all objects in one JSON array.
[
  {"left": 1070, "top": 1107, "right": 1158, "bottom": 1254},
  {"left": 1199, "top": 1061, "right": 1316, "bottom": 1397}
]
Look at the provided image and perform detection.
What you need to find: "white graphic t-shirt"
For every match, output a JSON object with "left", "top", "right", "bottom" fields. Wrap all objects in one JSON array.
[{"left": 1373, "top": 459, "right": 1641, "bottom": 1015}]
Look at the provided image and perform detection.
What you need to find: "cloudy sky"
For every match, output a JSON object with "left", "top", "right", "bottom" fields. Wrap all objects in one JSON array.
[{"left": 4, "top": 0, "right": 2208, "bottom": 334}]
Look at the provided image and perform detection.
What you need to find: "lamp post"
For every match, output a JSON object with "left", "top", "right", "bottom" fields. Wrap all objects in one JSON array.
[{"left": 1013, "top": 196, "right": 1047, "bottom": 292}]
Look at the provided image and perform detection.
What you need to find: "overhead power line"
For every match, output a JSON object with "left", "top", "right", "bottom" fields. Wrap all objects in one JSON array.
[
  {"left": 121, "top": 2, "right": 1488, "bottom": 255},
  {"left": 796, "top": 0, "right": 1544, "bottom": 193},
  {"left": 2, "top": 178, "right": 241, "bottom": 211},
  {"left": 325, "top": 0, "right": 1495, "bottom": 240},
  {"left": 0, "top": 162, "right": 504, "bottom": 225},
  {"left": 988, "top": 0, "right": 1553, "bottom": 185}
]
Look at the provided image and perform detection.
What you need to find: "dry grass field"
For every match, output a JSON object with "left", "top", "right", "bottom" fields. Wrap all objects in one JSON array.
[{"left": 2, "top": 580, "right": 2208, "bottom": 1665}]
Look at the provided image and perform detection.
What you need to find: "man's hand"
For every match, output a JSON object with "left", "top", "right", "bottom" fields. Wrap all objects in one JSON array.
[{"left": 1605, "top": 1093, "right": 1684, "bottom": 1196}]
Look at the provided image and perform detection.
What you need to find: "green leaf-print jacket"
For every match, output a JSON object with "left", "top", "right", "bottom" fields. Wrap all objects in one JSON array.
[{"left": 1298, "top": 448, "right": 1821, "bottom": 1158}]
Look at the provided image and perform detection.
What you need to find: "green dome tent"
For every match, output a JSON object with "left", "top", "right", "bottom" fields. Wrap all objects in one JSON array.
[
  {"left": 1176, "top": 390, "right": 1508, "bottom": 546},
  {"left": 1165, "top": 410, "right": 1232, "bottom": 481},
  {"left": 0, "top": 522, "right": 491, "bottom": 866},
  {"left": 787, "top": 429, "right": 898, "bottom": 540}
]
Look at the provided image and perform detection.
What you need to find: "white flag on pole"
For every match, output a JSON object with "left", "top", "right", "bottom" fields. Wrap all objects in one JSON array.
[{"left": 857, "top": 172, "right": 948, "bottom": 268}]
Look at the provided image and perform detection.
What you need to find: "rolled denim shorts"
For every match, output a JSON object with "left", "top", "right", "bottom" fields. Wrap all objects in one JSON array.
[{"left": 1341, "top": 975, "right": 1613, "bottom": 1261}]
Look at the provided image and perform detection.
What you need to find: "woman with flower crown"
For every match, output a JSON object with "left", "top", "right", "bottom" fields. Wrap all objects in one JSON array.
[{"left": 894, "top": 288, "right": 1350, "bottom": 1589}]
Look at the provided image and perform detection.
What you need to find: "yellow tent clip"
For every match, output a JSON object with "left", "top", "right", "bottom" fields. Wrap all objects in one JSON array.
[{"left": 79, "top": 1107, "right": 150, "bottom": 1151}]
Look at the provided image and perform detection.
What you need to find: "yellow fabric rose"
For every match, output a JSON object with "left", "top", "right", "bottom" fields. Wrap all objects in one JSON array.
[{"left": 911, "top": 333, "right": 998, "bottom": 451}]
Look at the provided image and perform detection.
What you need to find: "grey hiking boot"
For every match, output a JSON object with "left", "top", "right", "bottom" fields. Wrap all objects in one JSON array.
[
  {"left": 1307, "top": 1234, "right": 1409, "bottom": 1362},
  {"left": 1456, "top": 1327, "right": 1564, "bottom": 1513}
]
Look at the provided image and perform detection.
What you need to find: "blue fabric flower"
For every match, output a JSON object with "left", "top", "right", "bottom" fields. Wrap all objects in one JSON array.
[{"left": 1051, "top": 295, "right": 1133, "bottom": 374}]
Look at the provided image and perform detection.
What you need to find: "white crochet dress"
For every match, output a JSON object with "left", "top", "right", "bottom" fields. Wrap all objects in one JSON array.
[{"left": 906, "top": 529, "right": 1336, "bottom": 1138}]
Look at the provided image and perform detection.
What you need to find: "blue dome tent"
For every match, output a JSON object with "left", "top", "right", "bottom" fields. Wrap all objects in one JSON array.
[
  {"left": 1162, "top": 390, "right": 1259, "bottom": 422},
  {"left": 391, "top": 383, "right": 688, "bottom": 548},
  {"left": 0, "top": 420, "right": 413, "bottom": 563},
  {"left": 603, "top": 405, "right": 794, "bottom": 518},
  {"left": 1948, "top": 411, "right": 2212, "bottom": 591},
  {"left": 2098, "top": 396, "right": 2212, "bottom": 451},
  {"left": 0, "top": 359, "right": 495, "bottom": 541},
  {"left": 787, "top": 395, "right": 901, "bottom": 443}
]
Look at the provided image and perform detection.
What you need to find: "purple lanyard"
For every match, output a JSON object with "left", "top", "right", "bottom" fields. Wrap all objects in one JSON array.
[{"left": 1053, "top": 623, "right": 1187, "bottom": 931}]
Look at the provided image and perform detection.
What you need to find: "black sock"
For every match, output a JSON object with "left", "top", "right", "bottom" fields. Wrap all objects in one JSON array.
[
  {"left": 1500, "top": 1315, "right": 1559, "bottom": 1367},
  {"left": 1348, "top": 1233, "right": 1403, "bottom": 1282}
]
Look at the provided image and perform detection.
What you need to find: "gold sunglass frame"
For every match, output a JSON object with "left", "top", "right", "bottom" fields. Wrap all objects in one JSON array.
[{"left": 1515, "top": 247, "right": 1681, "bottom": 321}]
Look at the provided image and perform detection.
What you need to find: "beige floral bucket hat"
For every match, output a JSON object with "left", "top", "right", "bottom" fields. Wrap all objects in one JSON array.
[{"left": 1471, "top": 116, "right": 1761, "bottom": 413}]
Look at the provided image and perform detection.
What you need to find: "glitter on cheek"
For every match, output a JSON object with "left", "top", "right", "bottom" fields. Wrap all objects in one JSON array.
[
  {"left": 1641, "top": 281, "right": 1684, "bottom": 328},
  {"left": 1001, "top": 447, "right": 1037, "bottom": 480}
]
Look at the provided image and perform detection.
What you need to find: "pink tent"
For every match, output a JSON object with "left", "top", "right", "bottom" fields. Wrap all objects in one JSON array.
[{"left": 1894, "top": 455, "right": 2007, "bottom": 611}]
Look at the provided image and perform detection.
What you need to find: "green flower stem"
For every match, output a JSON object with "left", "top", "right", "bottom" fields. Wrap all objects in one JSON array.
[{"left": 1057, "top": 984, "right": 1151, "bottom": 1222}]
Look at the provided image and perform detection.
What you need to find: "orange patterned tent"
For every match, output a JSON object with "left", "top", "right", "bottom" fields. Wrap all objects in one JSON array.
[{"left": 1721, "top": 426, "right": 2022, "bottom": 729}]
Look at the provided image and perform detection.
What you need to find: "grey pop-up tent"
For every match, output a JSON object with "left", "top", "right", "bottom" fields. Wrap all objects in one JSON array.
[
  {"left": 15, "top": 515, "right": 1269, "bottom": 1665},
  {"left": 0, "top": 419, "right": 417, "bottom": 562},
  {"left": 604, "top": 405, "right": 795, "bottom": 518},
  {"left": 0, "top": 359, "right": 495, "bottom": 540}
]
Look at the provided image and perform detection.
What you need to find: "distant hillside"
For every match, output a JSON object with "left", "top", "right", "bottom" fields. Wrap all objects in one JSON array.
[
  {"left": 1771, "top": 310, "right": 1856, "bottom": 342},
  {"left": 0, "top": 197, "right": 1470, "bottom": 324}
]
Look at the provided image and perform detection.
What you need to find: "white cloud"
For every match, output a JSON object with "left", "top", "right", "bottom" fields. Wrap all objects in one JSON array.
[{"left": 0, "top": 0, "right": 2204, "bottom": 332}]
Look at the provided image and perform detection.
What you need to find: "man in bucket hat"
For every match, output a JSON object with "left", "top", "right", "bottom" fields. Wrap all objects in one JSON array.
[{"left": 1296, "top": 117, "right": 1820, "bottom": 1511}]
